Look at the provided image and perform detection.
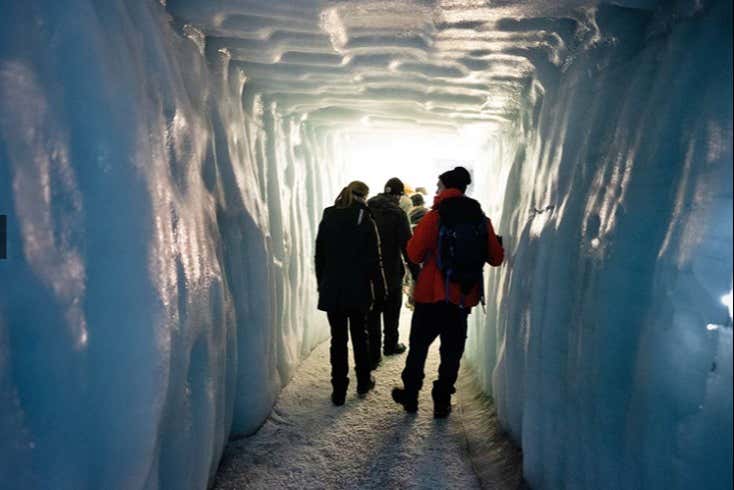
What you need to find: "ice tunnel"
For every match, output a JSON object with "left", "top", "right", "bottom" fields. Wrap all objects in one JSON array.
[{"left": 0, "top": 0, "right": 731, "bottom": 489}]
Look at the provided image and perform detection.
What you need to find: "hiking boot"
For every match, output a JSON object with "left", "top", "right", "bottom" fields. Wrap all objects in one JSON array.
[
  {"left": 391, "top": 387, "right": 418, "bottom": 413},
  {"left": 357, "top": 376, "right": 376, "bottom": 397},
  {"left": 383, "top": 342, "right": 407, "bottom": 356},
  {"left": 371, "top": 356, "right": 382, "bottom": 371},
  {"left": 432, "top": 388, "right": 452, "bottom": 418},
  {"left": 331, "top": 379, "right": 349, "bottom": 406},
  {"left": 433, "top": 400, "right": 452, "bottom": 418},
  {"left": 331, "top": 390, "right": 346, "bottom": 406}
]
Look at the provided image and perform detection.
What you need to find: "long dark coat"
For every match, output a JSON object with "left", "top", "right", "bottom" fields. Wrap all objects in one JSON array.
[
  {"left": 367, "top": 193, "right": 420, "bottom": 291},
  {"left": 315, "top": 201, "right": 386, "bottom": 313}
]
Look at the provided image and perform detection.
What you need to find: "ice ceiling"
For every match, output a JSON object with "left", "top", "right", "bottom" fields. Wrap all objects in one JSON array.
[{"left": 166, "top": 0, "right": 619, "bottom": 132}]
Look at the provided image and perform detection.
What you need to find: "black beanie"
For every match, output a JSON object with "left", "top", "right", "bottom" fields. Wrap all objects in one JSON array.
[
  {"left": 384, "top": 177, "right": 405, "bottom": 196},
  {"left": 439, "top": 166, "right": 471, "bottom": 192}
]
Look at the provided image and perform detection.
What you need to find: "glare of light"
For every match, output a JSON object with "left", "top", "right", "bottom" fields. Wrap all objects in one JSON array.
[
  {"left": 78, "top": 328, "right": 89, "bottom": 347},
  {"left": 320, "top": 8, "right": 347, "bottom": 52},
  {"left": 722, "top": 288, "right": 732, "bottom": 320},
  {"left": 339, "top": 128, "right": 488, "bottom": 198},
  {"left": 706, "top": 324, "right": 719, "bottom": 331},
  {"left": 529, "top": 210, "right": 549, "bottom": 238}
]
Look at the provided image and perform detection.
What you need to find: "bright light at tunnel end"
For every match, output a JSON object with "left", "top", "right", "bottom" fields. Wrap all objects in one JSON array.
[{"left": 339, "top": 124, "right": 495, "bottom": 197}]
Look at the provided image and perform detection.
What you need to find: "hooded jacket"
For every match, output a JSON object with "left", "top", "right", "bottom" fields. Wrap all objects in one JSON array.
[
  {"left": 407, "top": 188, "right": 504, "bottom": 307},
  {"left": 367, "top": 193, "right": 420, "bottom": 291},
  {"left": 315, "top": 201, "right": 386, "bottom": 312}
]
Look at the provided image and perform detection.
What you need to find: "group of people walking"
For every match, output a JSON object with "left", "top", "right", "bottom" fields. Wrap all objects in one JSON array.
[{"left": 315, "top": 166, "right": 504, "bottom": 417}]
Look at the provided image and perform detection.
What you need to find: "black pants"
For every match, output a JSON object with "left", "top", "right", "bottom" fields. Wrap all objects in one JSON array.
[
  {"left": 401, "top": 302, "right": 469, "bottom": 397},
  {"left": 327, "top": 310, "right": 371, "bottom": 392},
  {"left": 367, "top": 288, "right": 402, "bottom": 362}
]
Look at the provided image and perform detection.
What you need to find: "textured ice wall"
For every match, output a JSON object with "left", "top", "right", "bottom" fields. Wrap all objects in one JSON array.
[
  {"left": 0, "top": 2, "right": 330, "bottom": 488},
  {"left": 467, "top": 2, "right": 732, "bottom": 489}
]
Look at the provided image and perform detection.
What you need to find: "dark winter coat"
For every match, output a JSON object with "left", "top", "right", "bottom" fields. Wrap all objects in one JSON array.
[
  {"left": 315, "top": 201, "right": 386, "bottom": 313},
  {"left": 367, "top": 193, "right": 420, "bottom": 291}
]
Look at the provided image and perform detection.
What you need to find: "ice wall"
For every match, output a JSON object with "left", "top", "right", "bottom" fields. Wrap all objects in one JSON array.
[
  {"left": 467, "top": 2, "right": 733, "bottom": 489},
  {"left": 0, "top": 2, "right": 331, "bottom": 488}
]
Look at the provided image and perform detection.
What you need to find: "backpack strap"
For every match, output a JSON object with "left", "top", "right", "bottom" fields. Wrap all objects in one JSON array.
[{"left": 436, "top": 225, "right": 447, "bottom": 271}]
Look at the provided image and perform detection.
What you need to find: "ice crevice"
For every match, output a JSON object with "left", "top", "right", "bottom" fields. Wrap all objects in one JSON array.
[{"left": 0, "top": 1, "right": 731, "bottom": 489}]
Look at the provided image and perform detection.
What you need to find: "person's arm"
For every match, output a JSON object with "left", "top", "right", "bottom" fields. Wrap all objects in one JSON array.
[
  {"left": 407, "top": 210, "right": 438, "bottom": 264},
  {"left": 486, "top": 218, "right": 504, "bottom": 266},
  {"left": 397, "top": 212, "right": 421, "bottom": 280},
  {"left": 315, "top": 212, "right": 327, "bottom": 285},
  {"left": 367, "top": 213, "right": 388, "bottom": 303}
]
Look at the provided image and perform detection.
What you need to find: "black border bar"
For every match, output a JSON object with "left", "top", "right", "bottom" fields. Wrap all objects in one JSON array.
[{"left": 0, "top": 214, "right": 6, "bottom": 259}]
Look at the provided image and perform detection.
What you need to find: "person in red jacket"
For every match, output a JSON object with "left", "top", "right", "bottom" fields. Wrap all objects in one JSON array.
[{"left": 392, "top": 166, "right": 504, "bottom": 417}]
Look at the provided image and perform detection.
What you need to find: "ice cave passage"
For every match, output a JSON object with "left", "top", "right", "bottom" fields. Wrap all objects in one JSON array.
[{"left": 0, "top": 1, "right": 732, "bottom": 489}]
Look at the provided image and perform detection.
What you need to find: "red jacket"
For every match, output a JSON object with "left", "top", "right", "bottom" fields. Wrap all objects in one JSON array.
[{"left": 407, "top": 188, "right": 504, "bottom": 307}]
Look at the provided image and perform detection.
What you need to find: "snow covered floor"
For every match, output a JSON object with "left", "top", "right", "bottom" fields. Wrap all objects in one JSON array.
[{"left": 213, "top": 311, "right": 522, "bottom": 489}]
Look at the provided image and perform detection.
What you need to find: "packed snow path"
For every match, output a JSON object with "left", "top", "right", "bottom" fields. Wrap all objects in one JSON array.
[{"left": 213, "top": 313, "right": 522, "bottom": 489}]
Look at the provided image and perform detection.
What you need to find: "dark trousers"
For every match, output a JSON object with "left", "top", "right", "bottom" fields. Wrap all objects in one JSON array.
[
  {"left": 401, "top": 302, "right": 469, "bottom": 397},
  {"left": 367, "top": 289, "right": 402, "bottom": 362},
  {"left": 327, "top": 310, "right": 371, "bottom": 392}
]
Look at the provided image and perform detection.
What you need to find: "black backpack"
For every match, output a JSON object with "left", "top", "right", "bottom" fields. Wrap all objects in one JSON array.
[{"left": 436, "top": 199, "right": 489, "bottom": 303}]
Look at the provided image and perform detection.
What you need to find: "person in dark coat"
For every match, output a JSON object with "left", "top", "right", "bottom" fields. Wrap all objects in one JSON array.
[
  {"left": 316, "top": 181, "right": 384, "bottom": 405},
  {"left": 392, "top": 167, "right": 504, "bottom": 418},
  {"left": 367, "top": 177, "right": 420, "bottom": 368}
]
